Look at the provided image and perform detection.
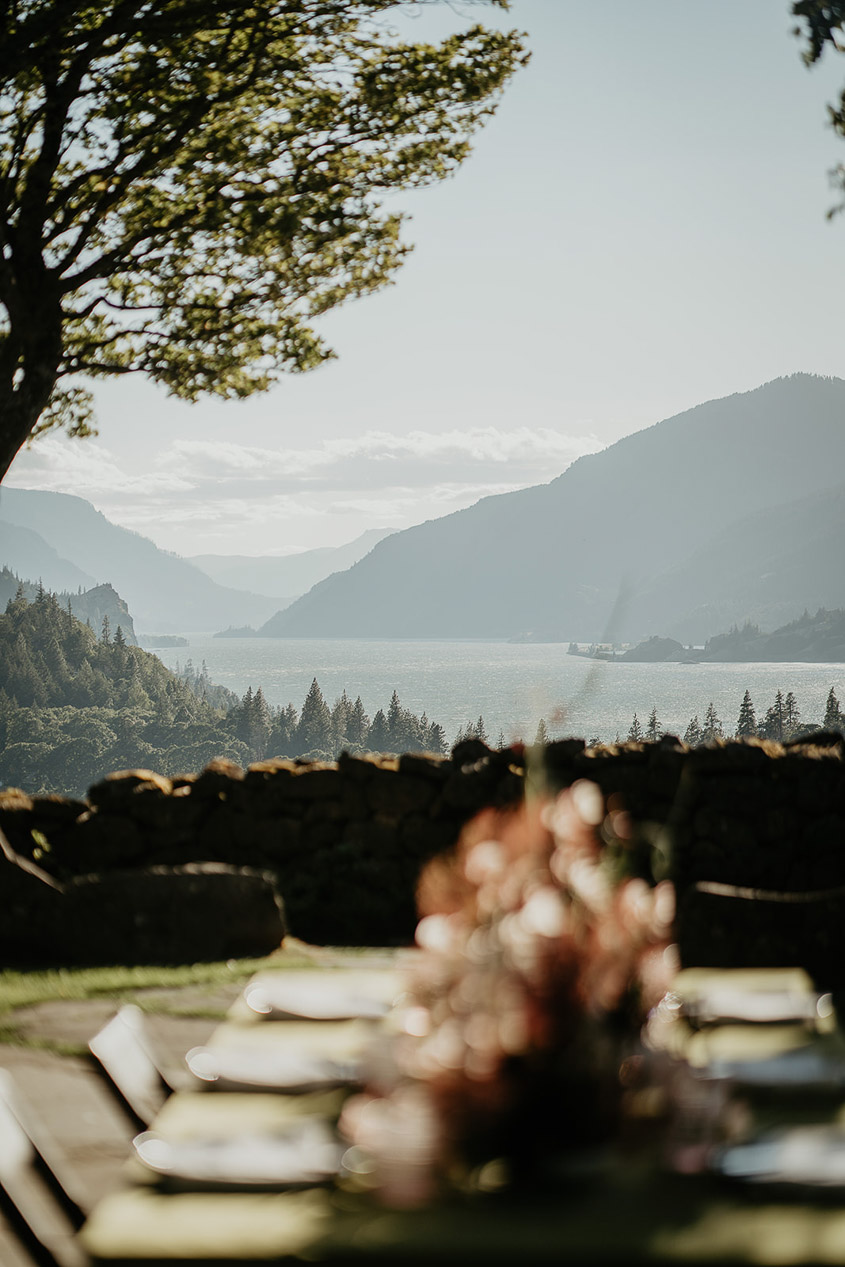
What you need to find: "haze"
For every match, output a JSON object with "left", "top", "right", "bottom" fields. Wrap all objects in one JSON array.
[{"left": 7, "top": 0, "right": 845, "bottom": 556}]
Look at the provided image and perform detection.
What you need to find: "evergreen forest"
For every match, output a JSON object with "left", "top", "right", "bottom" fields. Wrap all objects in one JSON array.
[
  {"left": 619, "top": 687, "right": 844, "bottom": 747},
  {"left": 0, "top": 588, "right": 447, "bottom": 796}
]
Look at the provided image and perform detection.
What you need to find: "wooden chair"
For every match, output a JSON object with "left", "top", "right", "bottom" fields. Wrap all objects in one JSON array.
[
  {"left": 0, "top": 1078, "right": 88, "bottom": 1267},
  {"left": 0, "top": 1073, "right": 85, "bottom": 1230},
  {"left": 88, "top": 1006, "right": 172, "bottom": 1133}
]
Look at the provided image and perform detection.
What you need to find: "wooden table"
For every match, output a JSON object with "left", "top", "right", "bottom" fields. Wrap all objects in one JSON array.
[{"left": 81, "top": 967, "right": 845, "bottom": 1265}]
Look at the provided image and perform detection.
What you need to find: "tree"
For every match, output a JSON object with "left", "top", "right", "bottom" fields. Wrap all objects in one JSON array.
[
  {"left": 296, "top": 677, "right": 332, "bottom": 753},
  {"left": 792, "top": 4, "right": 845, "bottom": 220},
  {"left": 701, "top": 702, "right": 723, "bottom": 744},
  {"left": 627, "top": 713, "right": 644, "bottom": 742},
  {"left": 455, "top": 716, "right": 489, "bottom": 745},
  {"left": 0, "top": 2, "right": 527, "bottom": 479},
  {"left": 369, "top": 707, "right": 390, "bottom": 752},
  {"left": 534, "top": 718, "right": 549, "bottom": 745},
  {"left": 735, "top": 689, "right": 758, "bottom": 739},
  {"left": 347, "top": 696, "right": 370, "bottom": 748},
  {"left": 760, "top": 689, "right": 786, "bottom": 741},
  {"left": 823, "top": 686, "right": 843, "bottom": 732},
  {"left": 784, "top": 690, "right": 801, "bottom": 738},
  {"left": 331, "top": 690, "right": 353, "bottom": 748},
  {"left": 684, "top": 715, "right": 702, "bottom": 747},
  {"left": 645, "top": 706, "right": 661, "bottom": 742}
]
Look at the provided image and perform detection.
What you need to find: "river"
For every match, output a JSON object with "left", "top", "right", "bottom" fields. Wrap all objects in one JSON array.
[{"left": 149, "top": 635, "right": 845, "bottom": 745}]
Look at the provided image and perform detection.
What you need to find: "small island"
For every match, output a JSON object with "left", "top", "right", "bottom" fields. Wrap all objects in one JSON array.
[
  {"left": 213, "top": 625, "right": 258, "bottom": 638},
  {"left": 607, "top": 609, "right": 845, "bottom": 665}
]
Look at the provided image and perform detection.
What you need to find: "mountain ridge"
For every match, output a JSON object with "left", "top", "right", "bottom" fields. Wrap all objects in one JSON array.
[
  {"left": 263, "top": 374, "right": 845, "bottom": 641},
  {"left": 189, "top": 527, "right": 392, "bottom": 599},
  {"left": 0, "top": 488, "right": 282, "bottom": 633}
]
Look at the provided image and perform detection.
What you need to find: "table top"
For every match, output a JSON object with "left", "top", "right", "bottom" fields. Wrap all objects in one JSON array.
[{"left": 81, "top": 965, "right": 845, "bottom": 1265}]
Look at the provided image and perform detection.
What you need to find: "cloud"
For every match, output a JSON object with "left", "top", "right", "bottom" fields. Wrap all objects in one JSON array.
[
  {"left": 161, "top": 426, "right": 602, "bottom": 493},
  {"left": 6, "top": 436, "right": 193, "bottom": 498},
  {"left": 5, "top": 425, "right": 603, "bottom": 553}
]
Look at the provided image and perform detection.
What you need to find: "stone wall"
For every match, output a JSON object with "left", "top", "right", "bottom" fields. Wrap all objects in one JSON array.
[{"left": 3, "top": 734, "right": 845, "bottom": 977}]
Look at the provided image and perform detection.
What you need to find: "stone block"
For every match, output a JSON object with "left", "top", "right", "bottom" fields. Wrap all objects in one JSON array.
[
  {"left": 54, "top": 810, "right": 149, "bottom": 873},
  {"left": 397, "top": 753, "right": 450, "bottom": 782},
  {"left": 63, "top": 863, "right": 285, "bottom": 964},
  {"left": 366, "top": 768, "right": 435, "bottom": 817},
  {"left": 87, "top": 769, "right": 173, "bottom": 810}
]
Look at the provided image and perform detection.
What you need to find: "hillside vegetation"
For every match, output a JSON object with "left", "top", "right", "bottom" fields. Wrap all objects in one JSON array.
[{"left": 0, "top": 588, "right": 447, "bottom": 796}]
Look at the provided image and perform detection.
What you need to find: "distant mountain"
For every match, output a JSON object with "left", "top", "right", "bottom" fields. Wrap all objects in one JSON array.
[
  {"left": 189, "top": 528, "right": 392, "bottom": 600},
  {"left": 262, "top": 375, "right": 845, "bottom": 641},
  {"left": 0, "top": 521, "right": 95, "bottom": 593},
  {"left": 627, "top": 481, "right": 845, "bottom": 643},
  {"left": 0, "top": 488, "right": 281, "bottom": 633}
]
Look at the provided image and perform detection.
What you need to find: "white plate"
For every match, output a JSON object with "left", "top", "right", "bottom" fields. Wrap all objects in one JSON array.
[
  {"left": 682, "top": 989, "right": 834, "bottom": 1027},
  {"left": 244, "top": 977, "right": 392, "bottom": 1022},
  {"left": 134, "top": 1120, "right": 343, "bottom": 1190},
  {"left": 717, "top": 1126, "right": 845, "bottom": 1186},
  {"left": 185, "top": 1045, "right": 362, "bottom": 1093},
  {"left": 705, "top": 1044, "right": 845, "bottom": 1089}
]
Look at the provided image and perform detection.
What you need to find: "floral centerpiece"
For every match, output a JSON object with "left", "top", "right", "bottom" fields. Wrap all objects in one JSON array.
[{"left": 341, "top": 779, "right": 675, "bottom": 1206}]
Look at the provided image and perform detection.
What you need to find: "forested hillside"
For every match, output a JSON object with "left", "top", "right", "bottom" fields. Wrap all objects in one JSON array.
[
  {"left": 0, "top": 567, "right": 138, "bottom": 644},
  {"left": 0, "top": 589, "right": 447, "bottom": 795}
]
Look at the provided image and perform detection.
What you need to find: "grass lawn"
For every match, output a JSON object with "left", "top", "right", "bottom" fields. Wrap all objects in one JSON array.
[{"left": 0, "top": 940, "right": 404, "bottom": 1045}]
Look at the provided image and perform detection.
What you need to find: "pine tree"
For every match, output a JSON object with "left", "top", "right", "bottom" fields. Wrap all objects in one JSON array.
[
  {"left": 296, "top": 678, "right": 333, "bottom": 754},
  {"left": 701, "top": 703, "right": 723, "bottom": 743},
  {"left": 270, "top": 703, "right": 298, "bottom": 756},
  {"left": 100, "top": 614, "right": 111, "bottom": 645},
  {"left": 735, "top": 690, "right": 757, "bottom": 738},
  {"left": 347, "top": 697, "right": 370, "bottom": 747},
  {"left": 627, "top": 713, "right": 644, "bottom": 742},
  {"left": 761, "top": 689, "right": 785, "bottom": 741},
  {"left": 823, "top": 687, "right": 843, "bottom": 732},
  {"left": 387, "top": 690, "right": 403, "bottom": 739},
  {"left": 784, "top": 691, "right": 800, "bottom": 739},
  {"left": 534, "top": 718, "right": 549, "bottom": 745},
  {"left": 369, "top": 708, "right": 390, "bottom": 752},
  {"left": 331, "top": 690, "right": 353, "bottom": 748},
  {"left": 250, "top": 686, "right": 272, "bottom": 758},
  {"left": 684, "top": 715, "right": 702, "bottom": 747},
  {"left": 646, "top": 707, "right": 661, "bottom": 741}
]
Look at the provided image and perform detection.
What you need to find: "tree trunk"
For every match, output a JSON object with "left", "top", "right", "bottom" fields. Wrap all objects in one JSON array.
[
  {"left": 0, "top": 387, "right": 54, "bottom": 482},
  {"left": 0, "top": 295, "right": 63, "bottom": 483}
]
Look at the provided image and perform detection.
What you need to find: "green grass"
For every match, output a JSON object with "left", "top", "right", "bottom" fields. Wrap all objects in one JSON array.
[
  {"left": 0, "top": 950, "right": 318, "bottom": 1017},
  {"left": 0, "top": 1024, "right": 90, "bottom": 1058},
  {"left": 0, "top": 943, "right": 404, "bottom": 1051}
]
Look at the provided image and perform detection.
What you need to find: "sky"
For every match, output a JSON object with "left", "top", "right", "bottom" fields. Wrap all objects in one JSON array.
[{"left": 7, "top": 0, "right": 845, "bottom": 557}]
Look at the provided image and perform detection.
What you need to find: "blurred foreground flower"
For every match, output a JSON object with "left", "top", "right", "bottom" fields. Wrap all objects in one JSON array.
[{"left": 341, "top": 782, "right": 675, "bottom": 1205}]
